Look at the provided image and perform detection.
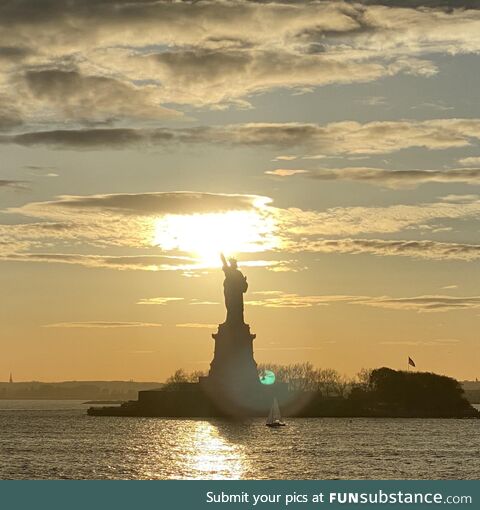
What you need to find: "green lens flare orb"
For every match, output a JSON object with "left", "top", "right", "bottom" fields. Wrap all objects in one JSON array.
[{"left": 259, "top": 370, "right": 275, "bottom": 385}]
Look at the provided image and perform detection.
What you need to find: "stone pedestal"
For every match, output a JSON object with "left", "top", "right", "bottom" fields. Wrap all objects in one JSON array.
[{"left": 201, "top": 321, "right": 262, "bottom": 415}]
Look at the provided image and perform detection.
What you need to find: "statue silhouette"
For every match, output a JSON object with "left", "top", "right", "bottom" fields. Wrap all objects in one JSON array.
[{"left": 221, "top": 253, "right": 248, "bottom": 324}]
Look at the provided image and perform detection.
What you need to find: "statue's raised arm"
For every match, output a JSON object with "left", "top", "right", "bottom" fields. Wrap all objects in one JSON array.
[{"left": 220, "top": 252, "right": 228, "bottom": 269}]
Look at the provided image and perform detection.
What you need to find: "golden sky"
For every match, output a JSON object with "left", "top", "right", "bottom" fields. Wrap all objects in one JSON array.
[{"left": 1, "top": 0, "right": 479, "bottom": 381}]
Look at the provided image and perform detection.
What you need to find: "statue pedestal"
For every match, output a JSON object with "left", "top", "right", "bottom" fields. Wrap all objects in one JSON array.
[{"left": 200, "top": 322, "right": 262, "bottom": 415}]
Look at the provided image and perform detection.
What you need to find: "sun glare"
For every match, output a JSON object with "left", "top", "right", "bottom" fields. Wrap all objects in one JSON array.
[{"left": 152, "top": 209, "right": 278, "bottom": 267}]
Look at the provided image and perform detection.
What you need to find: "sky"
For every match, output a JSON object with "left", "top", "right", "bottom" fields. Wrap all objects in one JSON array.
[{"left": 1, "top": 0, "right": 480, "bottom": 382}]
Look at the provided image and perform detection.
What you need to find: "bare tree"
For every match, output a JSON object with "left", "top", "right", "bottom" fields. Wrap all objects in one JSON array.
[{"left": 356, "top": 368, "right": 373, "bottom": 389}]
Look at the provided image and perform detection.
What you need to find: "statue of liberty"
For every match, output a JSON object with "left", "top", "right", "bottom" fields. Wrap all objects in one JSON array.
[{"left": 220, "top": 253, "right": 248, "bottom": 324}]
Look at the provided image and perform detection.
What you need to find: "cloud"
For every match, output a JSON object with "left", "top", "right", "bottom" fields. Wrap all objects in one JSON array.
[
  {"left": 2, "top": 191, "right": 277, "bottom": 269},
  {"left": 43, "top": 321, "right": 163, "bottom": 328},
  {"left": 137, "top": 297, "right": 184, "bottom": 305},
  {"left": 270, "top": 166, "right": 480, "bottom": 188},
  {"left": 379, "top": 339, "right": 460, "bottom": 346},
  {"left": 1, "top": 0, "right": 480, "bottom": 125},
  {"left": 266, "top": 169, "right": 308, "bottom": 177},
  {"left": 2, "top": 190, "right": 480, "bottom": 273},
  {"left": 355, "top": 1, "right": 480, "bottom": 8},
  {"left": 4, "top": 118, "right": 480, "bottom": 152},
  {"left": 175, "top": 323, "right": 217, "bottom": 329},
  {"left": 0, "top": 46, "right": 32, "bottom": 61},
  {"left": 247, "top": 292, "right": 353, "bottom": 308},
  {"left": 0, "top": 253, "right": 200, "bottom": 272},
  {"left": 21, "top": 68, "right": 178, "bottom": 123},
  {"left": 305, "top": 238, "right": 480, "bottom": 261},
  {"left": 256, "top": 345, "right": 326, "bottom": 352},
  {"left": 272, "top": 155, "right": 298, "bottom": 161},
  {"left": 189, "top": 300, "right": 219, "bottom": 306},
  {"left": 458, "top": 156, "right": 480, "bottom": 166},
  {"left": 0, "top": 179, "right": 26, "bottom": 190},
  {"left": 248, "top": 291, "right": 480, "bottom": 313},
  {"left": 0, "top": 2, "right": 440, "bottom": 112},
  {"left": 276, "top": 199, "right": 480, "bottom": 239},
  {"left": 0, "top": 104, "right": 23, "bottom": 131},
  {"left": 440, "top": 194, "right": 480, "bottom": 203},
  {"left": 4, "top": 128, "right": 148, "bottom": 148},
  {"left": 147, "top": 47, "right": 426, "bottom": 106},
  {"left": 410, "top": 100, "right": 453, "bottom": 111},
  {"left": 359, "top": 295, "right": 480, "bottom": 312},
  {"left": 356, "top": 96, "right": 387, "bottom": 106},
  {"left": 17, "top": 191, "right": 268, "bottom": 216}
]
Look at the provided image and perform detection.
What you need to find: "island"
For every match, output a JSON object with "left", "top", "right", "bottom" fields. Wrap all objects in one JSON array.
[{"left": 88, "top": 258, "right": 478, "bottom": 419}]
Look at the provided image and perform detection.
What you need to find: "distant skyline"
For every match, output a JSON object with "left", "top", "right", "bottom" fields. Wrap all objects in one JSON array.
[{"left": 1, "top": 0, "right": 479, "bottom": 381}]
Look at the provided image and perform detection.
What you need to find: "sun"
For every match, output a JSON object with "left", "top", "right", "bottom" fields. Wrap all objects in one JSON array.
[{"left": 152, "top": 208, "right": 278, "bottom": 267}]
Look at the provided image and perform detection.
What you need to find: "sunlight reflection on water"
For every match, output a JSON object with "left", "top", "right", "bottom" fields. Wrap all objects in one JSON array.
[
  {"left": 182, "top": 421, "right": 246, "bottom": 479},
  {"left": 1, "top": 401, "right": 480, "bottom": 480}
]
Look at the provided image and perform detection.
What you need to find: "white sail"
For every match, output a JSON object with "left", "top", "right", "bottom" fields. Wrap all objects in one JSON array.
[
  {"left": 272, "top": 398, "right": 281, "bottom": 421},
  {"left": 266, "top": 398, "right": 282, "bottom": 424},
  {"left": 267, "top": 406, "right": 274, "bottom": 424}
]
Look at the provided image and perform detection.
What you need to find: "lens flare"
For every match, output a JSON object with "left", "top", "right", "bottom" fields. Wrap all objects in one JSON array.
[{"left": 259, "top": 370, "right": 276, "bottom": 385}]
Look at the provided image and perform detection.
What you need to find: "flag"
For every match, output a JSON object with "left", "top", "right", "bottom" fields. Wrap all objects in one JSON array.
[{"left": 408, "top": 356, "right": 416, "bottom": 368}]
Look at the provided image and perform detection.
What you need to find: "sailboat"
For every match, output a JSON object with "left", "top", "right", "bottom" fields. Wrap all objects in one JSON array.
[{"left": 266, "top": 397, "right": 286, "bottom": 427}]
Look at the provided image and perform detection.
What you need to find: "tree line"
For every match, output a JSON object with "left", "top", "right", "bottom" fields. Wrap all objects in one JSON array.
[
  {"left": 164, "top": 363, "right": 371, "bottom": 397},
  {"left": 163, "top": 364, "right": 477, "bottom": 417}
]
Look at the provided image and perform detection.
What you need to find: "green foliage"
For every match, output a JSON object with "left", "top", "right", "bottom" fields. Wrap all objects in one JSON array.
[{"left": 366, "top": 367, "right": 474, "bottom": 417}]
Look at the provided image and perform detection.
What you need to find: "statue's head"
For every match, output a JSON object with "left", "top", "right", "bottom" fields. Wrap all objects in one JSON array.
[{"left": 229, "top": 257, "right": 238, "bottom": 269}]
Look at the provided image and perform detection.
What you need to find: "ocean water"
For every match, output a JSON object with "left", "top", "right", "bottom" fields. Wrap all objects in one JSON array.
[{"left": 0, "top": 400, "right": 479, "bottom": 480}]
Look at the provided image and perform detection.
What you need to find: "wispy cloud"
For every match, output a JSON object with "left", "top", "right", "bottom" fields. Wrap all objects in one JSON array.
[
  {"left": 440, "top": 194, "right": 480, "bottom": 203},
  {"left": 305, "top": 238, "right": 480, "bottom": 261},
  {"left": 15, "top": 191, "right": 267, "bottom": 216},
  {"left": 355, "top": 96, "right": 387, "bottom": 106},
  {"left": 43, "top": 321, "right": 163, "bottom": 328},
  {"left": 272, "top": 155, "right": 298, "bottom": 162},
  {"left": 256, "top": 345, "right": 327, "bottom": 352},
  {"left": 5, "top": 118, "right": 480, "bottom": 152},
  {"left": 458, "top": 156, "right": 480, "bottom": 166},
  {"left": 380, "top": 339, "right": 460, "bottom": 346},
  {"left": 357, "top": 295, "right": 480, "bottom": 313},
  {"left": 247, "top": 292, "right": 343, "bottom": 308},
  {"left": 0, "top": 253, "right": 200, "bottom": 272},
  {"left": 268, "top": 166, "right": 480, "bottom": 189},
  {"left": 266, "top": 169, "right": 308, "bottom": 177},
  {"left": 0, "top": 179, "right": 27, "bottom": 190},
  {"left": 410, "top": 100, "right": 453, "bottom": 111},
  {"left": 248, "top": 291, "right": 480, "bottom": 313},
  {"left": 137, "top": 297, "right": 184, "bottom": 305},
  {"left": 175, "top": 323, "right": 217, "bottom": 329},
  {"left": 24, "top": 165, "right": 59, "bottom": 178}
]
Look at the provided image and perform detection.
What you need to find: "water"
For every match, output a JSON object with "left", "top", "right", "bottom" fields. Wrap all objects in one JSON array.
[{"left": 1, "top": 400, "right": 479, "bottom": 480}]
